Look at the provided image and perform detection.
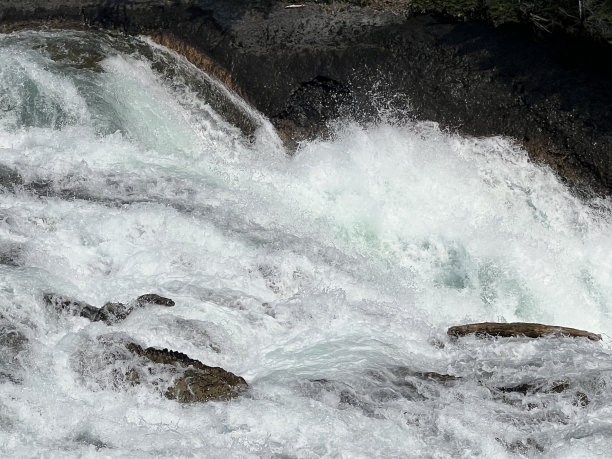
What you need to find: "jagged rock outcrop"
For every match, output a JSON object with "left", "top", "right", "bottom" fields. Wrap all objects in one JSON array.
[
  {"left": 0, "top": 0, "right": 610, "bottom": 193},
  {"left": 43, "top": 292, "right": 175, "bottom": 325},
  {"left": 72, "top": 333, "right": 247, "bottom": 403},
  {"left": 126, "top": 343, "right": 248, "bottom": 402},
  {"left": 448, "top": 322, "right": 602, "bottom": 340}
]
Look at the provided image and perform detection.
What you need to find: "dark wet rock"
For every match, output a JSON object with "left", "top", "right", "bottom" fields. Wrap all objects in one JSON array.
[
  {"left": 136, "top": 294, "right": 175, "bottom": 308},
  {"left": 74, "top": 431, "right": 109, "bottom": 450},
  {"left": 164, "top": 367, "right": 245, "bottom": 403},
  {"left": 43, "top": 292, "right": 175, "bottom": 325},
  {"left": 448, "top": 322, "right": 602, "bottom": 341},
  {"left": 96, "top": 302, "right": 132, "bottom": 324},
  {"left": 126, "top": 343, "right": 247, "bottom": 402},
  {"left": 72, "top": 333, "right": 247, "bottom": 403},
  {"left": 573, "top": 391, "right": 590, "bottom": 407},
  {"left": 302, "top": 379, "right": 381, "bottom": 417},
  {"left": 43, "top": 293, "right": 105, "bottom": 322}
]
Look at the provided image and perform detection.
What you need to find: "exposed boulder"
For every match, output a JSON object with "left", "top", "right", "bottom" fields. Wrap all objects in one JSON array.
[
  {"left": 448, "top": 322, "right": 602, "bottom": 341},
  {"left": 43, "top": 292, "right": 175, "bottom": 325},
  {"left": 135, "top": 294, "right": 175, "bottom": 308},
  {"left": 71, "top": 333, "right": 247, "bottom": 403},
  {"left": 126, "top": 343, "right": 248, "bottom": 403}
]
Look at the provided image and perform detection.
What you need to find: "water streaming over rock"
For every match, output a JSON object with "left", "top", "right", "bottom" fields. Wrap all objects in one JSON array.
[{"left": 1, "top": 30, "right": 611, "bottom": 457}]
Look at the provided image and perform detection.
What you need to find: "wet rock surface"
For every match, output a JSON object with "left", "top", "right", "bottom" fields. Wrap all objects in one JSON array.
[
  {"left": 0, "top": 0, "right": 610, "bottom": 193},
  {"left": 136, "top": 294, "right": 175, "bottom": 307},
  {"left": 43, "top": 292, "right": 175, "bottom": 325},
  {"left": 43, "top": 293, "right": 247, "bottom": 402},
  {"left": 72, "top": 333, "right": 247, "bottom": 403},
  {"left": 127, "top": 343, "right": 248, "bottom": 402},
  {"left": 448, "top": 322, "right": 602, "bottom": 341}
]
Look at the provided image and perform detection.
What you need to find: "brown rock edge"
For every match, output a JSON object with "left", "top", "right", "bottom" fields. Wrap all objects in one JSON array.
[
  {"left": 126, "top": 343, "right": 248, "bottom": 402},
  {"left": 448, "top": 322, "right": 601, "bottom": 341}
]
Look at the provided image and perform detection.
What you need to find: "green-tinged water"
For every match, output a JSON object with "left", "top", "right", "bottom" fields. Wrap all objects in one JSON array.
[{"left": 0, "top": 30, "right": 611, "bottom": 458}]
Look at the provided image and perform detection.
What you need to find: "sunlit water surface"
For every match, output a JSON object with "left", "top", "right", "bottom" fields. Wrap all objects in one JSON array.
[{"left": 0, "top": 30, "right": 611, "bottom": 458}]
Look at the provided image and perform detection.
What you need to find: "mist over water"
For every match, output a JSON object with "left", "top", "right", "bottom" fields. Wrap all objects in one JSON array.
[{"left": 1, "top": 30, "right": 611, "bottom": 457}]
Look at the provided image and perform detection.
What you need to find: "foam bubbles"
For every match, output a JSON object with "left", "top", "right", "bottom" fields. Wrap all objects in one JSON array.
[{"left": 0, "top": 29, "right": 611, "bottom": 457}]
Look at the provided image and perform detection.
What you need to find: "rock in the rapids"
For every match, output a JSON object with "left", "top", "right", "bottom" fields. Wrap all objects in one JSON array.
[
  {"left": 494, "top": 379, "right": 590, "bottom": 407},
  {"left": 43, "top": 293, "right": 102, "bottom": 322},
  {"left": 136, "top": 294, "right": 175, "bottom": 308},
  {"left": 447, "top": 322, "right": 601, "bottom": 341},
  {"left": 71, "top": 332, "right": 247, "bottom": 403},
  {"left": 43, "top": 292, "right": 175, "bottom": 325},
  {"left": 96, "top": 302, "right": 132, "bottom": 325},
  {"left": 126, "top": 343, "right": 247, "bottom": 402}
]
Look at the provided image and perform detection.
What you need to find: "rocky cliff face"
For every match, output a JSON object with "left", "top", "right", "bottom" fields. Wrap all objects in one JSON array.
[{"left": 1, "top": 0, "right": 611, "bottom": 194}]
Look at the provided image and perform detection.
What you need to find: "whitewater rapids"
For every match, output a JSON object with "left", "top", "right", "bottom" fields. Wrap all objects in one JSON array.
[{"left": 0, "top": 30, "right": 611, "bottom": 457}]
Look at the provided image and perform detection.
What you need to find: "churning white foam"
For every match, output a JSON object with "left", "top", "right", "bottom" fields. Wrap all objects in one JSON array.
[{"left": 0, "top": 29, "right": 611, "bottom": 458}]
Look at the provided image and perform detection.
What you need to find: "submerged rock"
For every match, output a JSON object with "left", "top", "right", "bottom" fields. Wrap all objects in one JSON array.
[
  {"left": 96, "top": 302, "right": 132, "bottom": 324},
  {"left": 448, "top": 322, "right": 601, "bottom": 341},
  {"left": 494, "top": 379, "right": 590, "bottom": 407},
  {"left": 43, "top": 292, "right": 175, "bottom": 325},
  {"left": 0, "top": 313, "right": 29, "bottom": 384}
]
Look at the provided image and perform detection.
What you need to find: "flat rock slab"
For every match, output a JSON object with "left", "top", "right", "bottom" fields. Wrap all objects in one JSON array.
[{"left": 448, "top": 322, "right": 601, "bottom": 341}]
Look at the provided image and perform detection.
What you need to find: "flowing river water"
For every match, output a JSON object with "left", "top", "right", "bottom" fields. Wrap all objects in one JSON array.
[{"left": 1, "top": 30, "right": 612, "bottom": 458}]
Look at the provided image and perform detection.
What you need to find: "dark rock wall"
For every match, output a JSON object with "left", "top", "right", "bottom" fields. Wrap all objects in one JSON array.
[{"left": 1, "top": 0, "right": 611, "bottom": 193}]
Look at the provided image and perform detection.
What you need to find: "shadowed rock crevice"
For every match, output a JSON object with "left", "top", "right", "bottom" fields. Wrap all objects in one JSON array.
[{"left": 43, "top": 292, "right": 175, "bottom": 325}]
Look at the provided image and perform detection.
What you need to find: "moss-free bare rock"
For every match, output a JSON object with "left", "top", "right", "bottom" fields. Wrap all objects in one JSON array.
[
  {"left": 72, "top": 333, "right": 247, "bottom": 403},
  {"left": 136, "top": 294, "right": 175, "bottom": 307},
  {"left": 448, "top": 322, "right": 601, "bottom": 341},
  {"left": 44, "top": 292, "right": 175, "bottom": 325},
  {"left": 126, "top": 343, "right": 247, "bottom": 402}
]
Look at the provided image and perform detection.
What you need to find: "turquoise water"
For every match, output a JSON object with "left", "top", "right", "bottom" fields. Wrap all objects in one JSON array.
[{"left": 0, "top": 30, "right": 611, "bottom": 457}]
